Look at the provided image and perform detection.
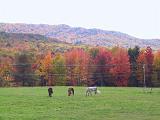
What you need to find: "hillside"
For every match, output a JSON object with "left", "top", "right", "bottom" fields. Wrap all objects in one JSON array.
[
  {"left": 0, "top": 23, "right": 160, "bottom": 49},
  {"left": 0, "top": 32, "right": 73, "bottom": 56},
  {"left": 0, "top": 31, "right": 64, "bottom": 43}
]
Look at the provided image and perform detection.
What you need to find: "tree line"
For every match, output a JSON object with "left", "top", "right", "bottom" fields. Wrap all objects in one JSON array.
[{"left": 0, "top": 46, "right": 160, "bottom": 87}]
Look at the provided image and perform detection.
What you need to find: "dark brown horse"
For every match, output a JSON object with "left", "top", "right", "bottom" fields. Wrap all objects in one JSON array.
[
  {"left": 48, "top": 87, "right": 53, "bottom": 97},
  {"left": 68, "top": 87, "right": 74, "bottom": 96}
]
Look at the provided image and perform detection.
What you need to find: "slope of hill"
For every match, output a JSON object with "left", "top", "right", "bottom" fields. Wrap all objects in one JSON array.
[
  {"left": 0, "top": 23, "right": 160, "bottom": 49},
  {"left": 0, "top": 32, "right": 74, "bottom": 56},
  {"left": 0, "top": 31, "right": 63, "bottom": 43}
]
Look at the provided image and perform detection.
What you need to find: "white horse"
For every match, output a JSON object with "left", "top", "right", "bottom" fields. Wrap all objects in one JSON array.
[{"left": 86, "top": 87, "right": 100, "bottom": 96}]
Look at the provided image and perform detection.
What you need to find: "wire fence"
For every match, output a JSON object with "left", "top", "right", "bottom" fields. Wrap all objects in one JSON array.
[{"left": 0, "top": 63, "right": 160, "bottom": 87}]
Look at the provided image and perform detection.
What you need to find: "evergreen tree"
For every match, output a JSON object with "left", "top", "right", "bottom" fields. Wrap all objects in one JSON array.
[
  {"left": 128, "top": 46, "right": 140, "bottom": 86},
  {"left": 13, "top": 52, "right": 35, "bottom": 86}
]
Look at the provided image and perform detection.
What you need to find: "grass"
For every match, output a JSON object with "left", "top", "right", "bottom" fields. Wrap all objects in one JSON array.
[{"left": 0, "top": 87, "right": 160, "bottom": 120}]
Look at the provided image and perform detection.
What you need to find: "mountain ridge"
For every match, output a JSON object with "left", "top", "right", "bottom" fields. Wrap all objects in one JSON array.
[{"left": 0, "top": 23, "right": 160, "bottom": 49}]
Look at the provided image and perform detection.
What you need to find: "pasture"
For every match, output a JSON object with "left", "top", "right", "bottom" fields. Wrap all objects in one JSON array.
[{"left": 0, "top": 87, "right": 160, "bottom": 120}]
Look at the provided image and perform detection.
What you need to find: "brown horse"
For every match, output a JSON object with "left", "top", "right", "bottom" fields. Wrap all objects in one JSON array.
[
  {"left": 68, "top": 87, "right": 74, "bottom": 96},
  {"left": 48, "top": 87, "right": 53, "bottom": 97}
]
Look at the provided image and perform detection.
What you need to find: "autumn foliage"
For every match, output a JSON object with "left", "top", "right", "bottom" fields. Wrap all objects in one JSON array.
[
  {"left": 110, "top": 47, "right": 131, "bottom": 86},
  {"left": 65, "top": 48, "right": 90, "bottom": 85},
  {"left": 0, "top": 45, "right": 160, "bottom": 87},
  {"left": 92, "top": 47, "right": 112, "bottom": 86}
]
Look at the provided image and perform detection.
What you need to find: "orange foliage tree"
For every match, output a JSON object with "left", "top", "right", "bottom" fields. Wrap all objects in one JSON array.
[
  {"left": 52, "top": 53, "right": 66, "bottom": 85},
  {"left": 136, "top": 50, "right": 145, "bottom": 85},
  {"left": 0, "top": 56, "right": 14, "bottom": 86},
  {"left": 35, "top": 51, "right": 54, "bottom": 85},
  {"left": 153, "top": 50, "right": 160, "bottom": 86}
]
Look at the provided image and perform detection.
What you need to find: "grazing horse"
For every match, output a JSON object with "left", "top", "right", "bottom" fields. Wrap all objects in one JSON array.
[
  {"left": 86, "top": 87, "right": 98, "bottom": 96},
  {"left": 48, "top": 87, "right": 53, "bottom": 97},
  {"left": 68, "top": 87, "right": 74, "bottom": 96}
]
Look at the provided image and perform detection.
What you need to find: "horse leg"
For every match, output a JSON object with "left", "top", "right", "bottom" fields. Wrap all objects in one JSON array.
[
  {"left": 86, "top": 89, "right": 90, "bottom": 96},
  {"left": 72, "top": 89, "right": 74, "bottom": 96},
  {"left": 68, "top": 90, "right": 71, "bottom": 96},
  {"left": 90, "top": 91, "right": 92, "bottom": 96},
  {"left": 86, "top": 91, "right": 88, "bottom": 96}
]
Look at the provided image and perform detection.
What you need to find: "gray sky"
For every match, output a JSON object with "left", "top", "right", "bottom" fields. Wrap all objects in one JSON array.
[{"left": 0, "top": 0, "right": 159, "bottom": 39}]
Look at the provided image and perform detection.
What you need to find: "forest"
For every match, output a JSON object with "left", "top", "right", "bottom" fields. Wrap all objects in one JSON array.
[
  {"left": 0, "top": 34, "right": 160, "bottom": 87},
  {"left": 0, "top": 32, "right": 160, "bottom": 87}
]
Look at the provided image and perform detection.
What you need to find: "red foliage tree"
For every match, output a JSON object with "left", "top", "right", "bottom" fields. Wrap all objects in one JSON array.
[
  {"left": 110, "top": 47, "right": 131, "bottom": 86},
  {"left": 93, "top": 47, "right": 112, "bottom": 86},
  {"left": 153, "top": 50, "right": 160, "bottom": 82},
  {"left": 137, "top": 47, "right": 154, "bottom": 87},
  {"left": 144, "top": 46, "right": 154, "bottom": 86},
  {"left": 65, "top": 48, "right": 90, "bottom": 86}
]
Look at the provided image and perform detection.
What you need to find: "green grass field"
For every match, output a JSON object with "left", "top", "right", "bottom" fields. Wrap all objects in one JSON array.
[{"left": 0, "top": 87, "right": 160, "bottom": 120}]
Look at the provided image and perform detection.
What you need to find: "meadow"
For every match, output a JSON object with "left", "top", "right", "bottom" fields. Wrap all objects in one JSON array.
[{"left": 0, "top": 87, "right": 160, "bottom": 120}]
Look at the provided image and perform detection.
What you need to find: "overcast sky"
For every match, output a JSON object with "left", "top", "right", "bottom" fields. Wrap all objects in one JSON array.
[{"left": 0, "top": 0, "right": 159, "bottom": 39}]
